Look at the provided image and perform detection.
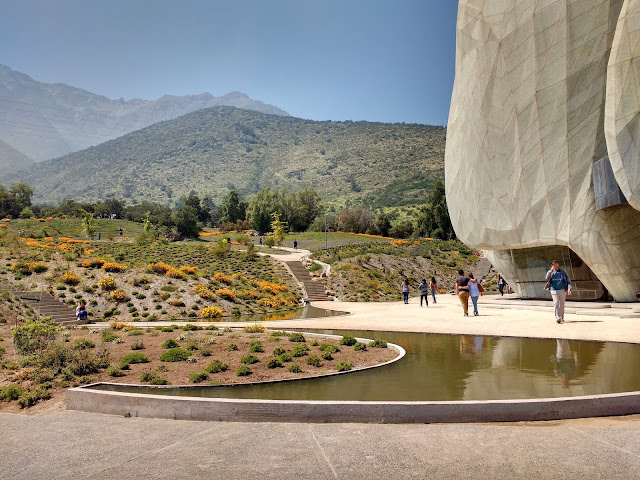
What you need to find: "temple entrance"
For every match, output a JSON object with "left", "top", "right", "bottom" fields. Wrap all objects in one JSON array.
[{"left": 509, "top": 246, "right": 606, "bottom": 301}]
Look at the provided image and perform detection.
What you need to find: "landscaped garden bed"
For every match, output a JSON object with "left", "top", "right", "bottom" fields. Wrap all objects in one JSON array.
[{"left": 0, "top": 319, "right": 397, "bottom": 413}]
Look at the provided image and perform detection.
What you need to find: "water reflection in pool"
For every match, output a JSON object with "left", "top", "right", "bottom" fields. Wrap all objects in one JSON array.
[{"left": 92, "top": 330, "right": 640, "bottom": 401}]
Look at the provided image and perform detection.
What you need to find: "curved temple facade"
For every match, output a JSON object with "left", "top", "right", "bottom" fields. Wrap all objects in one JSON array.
[{"left": 446, "top": 0, "right": 640, "bottom": 302}]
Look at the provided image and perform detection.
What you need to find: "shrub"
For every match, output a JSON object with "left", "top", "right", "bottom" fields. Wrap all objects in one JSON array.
[
  {"left": 120, "top": 352, "right": 150, "bottom": 367},
  {"left": 71, "top": 338, "right": 95, "bottom": 350},
  {"left": 287, "top": 363, "right": 302, "bottom": 373},
  {"left": 321, "top": 351, "right": 333, "bottom": 360},
  {"left": 249, "top": 341, "right": 263, "bottom": 353},
  {"left": 266, "top": 357, "right": 283, "bottom": 369},
  {"left": 189, "top": 371, "right": 209, "bottom": 383},
  {"left": 306, "top": 355, "right": 322, "bottom": 367},
  {"left": 278, "top": 353, "right": 292, "bottom": 363},
  {"left": 106, "top": 366, "right": 126, "bottom": 377},
  {"left": 309, "top": 339, "right": 319, "bottom": 347},
  {"left": 270, "top": 330, "right": 288, "bottom": 337},
  {"left": 200, "top": 306, "right": 222, "bottom": 319},
  {"left": 368, "top": 339, "right": 388, "bottom": 348},
  {"left": 204, "top": 359, "right": 229, "bottom": 373},
  {"left": 131, "top": 340, "right": 145, "bottom": 350},
  {"left": 1, "top": 384, "right": 23, "bottom": 401},
  {"left": 353, "top": 342, "right": 367, "bottom": 351},
  {"left": 193, "top": 284, "right": 215, "bottom": 299},
  {"left": 200, "top": 348, "right": 212, "bottom": 357},
  {"left": 227, "top": 343, "right": 238, "bottom": 351},
  {"left": 288, "top": 333, "right": 306, "bottom": 343},
  {"left": 272, "top": 346, "right": 286, "bottom": 356},
  {"left": 17, "top": 386, "right": 51, "bottom": 408},
  {"left": 340, "top": 335, "right": 357, "bottom": 346},
  {"left": 318, "top": 343, "right": 340, "bottom": 354},
  {"left": 186, "top": 341, "right": 199, "bottom": 351},
  {"left": 213, "top": 272, "right": 233, "bottom": 284},
  {"left": 240, "top": 354, "right": 259, "bottom": 364},
  {"left": 160, "top": 348, "right": 191, "bottom": 362},
  {"left": 98, "top": 276, "right": 117, "bottom": 291},
  {"left": 182, "top": 324, "right": 201, "bottom": 331},
  {"left": 168, "top": 299, "right": 186, "bottom": 307},
  {"left": 291, "top": 344, "right": 309, "bottom": 357},
  {"left": 102, "top": 262, "right": 127, "bottom": 273},
  {"left": 216, "top": 288, "right": 236, "bottom": 301},
  {"left": 236, "top": 365, "right": 252, "bottom": 376},
  {"left": 162, "top": 339, "right": 180, "bottom": 349},
  {"left": 12, "top": 320, "right": 60, "bottom": 354},
  {"left": 149, "top": 376, "right": 171, "bottom": 385},
  {"left": 61, "top": 271, "right": 80, "bottom": 285},
  {"left": 81, "top": 258, "right": 106, "bottom": 268},
  {"left": 244, "top": 323, "right": 265, "bottom": 333},
  {"left": 336, "top": 361, "right": 353, "bottom": 372},
  {"left": 110, "top": 289, "right": 128, "bottom": 302},
  {"left": 101, "top": 330, "right": 121, "bottom": 343}
]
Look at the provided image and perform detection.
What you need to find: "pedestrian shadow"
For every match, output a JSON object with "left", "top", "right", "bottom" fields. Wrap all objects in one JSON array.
[{"left": 564, "top": 320, "right": 604, "bottom": 323}]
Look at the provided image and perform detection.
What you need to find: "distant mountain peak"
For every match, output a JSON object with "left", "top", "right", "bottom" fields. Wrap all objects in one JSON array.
[{"left": 0, "top": 64, "right": 290, "bottom": 165}]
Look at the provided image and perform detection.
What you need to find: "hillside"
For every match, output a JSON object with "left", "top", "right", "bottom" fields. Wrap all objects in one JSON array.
[
  {"left": 0, "top": 64, "right": 289, "bottom": 162},
  {"left": 0, "top": 139, "right": 34, "bottom": 173},
  {"left": 6, "top": 106, "right": 446, "bottom": 208}
]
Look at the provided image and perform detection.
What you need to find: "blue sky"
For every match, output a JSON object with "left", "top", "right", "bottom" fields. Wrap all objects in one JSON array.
[{"left": 0, "top": 0, "right": 458, "bottom": 125}]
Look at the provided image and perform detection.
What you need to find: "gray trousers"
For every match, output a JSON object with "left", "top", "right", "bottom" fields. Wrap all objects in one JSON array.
[{"left": 551, "top": 289, "right": 567, "bottom": 320}]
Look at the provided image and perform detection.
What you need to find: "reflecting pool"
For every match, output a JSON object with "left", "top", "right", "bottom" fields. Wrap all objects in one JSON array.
[{"left": 91, "top": 330, "right": 640, "bottom": 401}]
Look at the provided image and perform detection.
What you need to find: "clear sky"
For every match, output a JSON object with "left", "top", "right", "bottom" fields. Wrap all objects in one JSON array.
[{"left": 0, "top": 0, "right": 458, "bottom": 125}]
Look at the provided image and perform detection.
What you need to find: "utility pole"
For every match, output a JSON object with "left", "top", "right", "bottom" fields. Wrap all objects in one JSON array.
[{"left": 324, "top": 213, "right": 328, "bottom": 250}]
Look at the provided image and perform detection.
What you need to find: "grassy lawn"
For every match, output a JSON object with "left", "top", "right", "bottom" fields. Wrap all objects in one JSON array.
[
  {"left": 282, "top": 232, "right": 391, "bottom": 252},
  {"left": 1, "top": 218, "right": 146, "bottom": 240}
]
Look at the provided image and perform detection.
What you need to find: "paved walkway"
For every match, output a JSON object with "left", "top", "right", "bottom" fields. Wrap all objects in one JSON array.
[{"left": 4, "top": 293, "right": 640, "bottom": 478}]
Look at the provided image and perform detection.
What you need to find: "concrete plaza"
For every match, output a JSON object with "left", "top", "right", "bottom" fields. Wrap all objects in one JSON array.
[{"left": 3, "top": 293, "right": 640, "bottom": 478}]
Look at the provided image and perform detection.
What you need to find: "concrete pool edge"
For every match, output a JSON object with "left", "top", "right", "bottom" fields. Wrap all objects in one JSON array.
[{"left": 66, "top": 388, "right": 640, "bottom": 424}]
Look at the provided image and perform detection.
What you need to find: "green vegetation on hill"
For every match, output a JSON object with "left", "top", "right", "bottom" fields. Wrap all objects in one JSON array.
[
  {"left": 6, "top": 106, "right": 445, "bottom": 209},
  {"left": 311, "top": 240, "right": 478, "bottom": 302}
]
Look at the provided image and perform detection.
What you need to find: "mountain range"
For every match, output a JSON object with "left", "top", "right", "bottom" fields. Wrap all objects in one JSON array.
[
  {"left": 3, "top": 106, "right": 446, "bottom": 208},
  {"left": 0, "top": 64, "right": 289, "bottom": 164}
]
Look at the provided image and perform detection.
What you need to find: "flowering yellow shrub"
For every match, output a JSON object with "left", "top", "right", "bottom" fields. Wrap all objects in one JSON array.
[
  {"left": 390, "top": 239, "right": 410, "bottom": 247},
  {"left": 44, "top": 237, "right": 54, "bottom": 242},
  {"left": 335, "top": 231, "right": 393, "bottom": 240},
  {"left": 81, "top": 258, "right": 106, "bottom": 268},
  {"left": 46, "top": 217, "right": 54, "bottom": 221},
  {"left": 25, "top": 238, "right": 49, "bottom": 248},
  {"left": 38, "top": 218, "right": 45, "bottom": 222},
  {"left": 109, "top": 322, "right": 135, "bottom": 331},
  {"left": 57, "top": 243, "right": 73, "bottom": 251},
  {"left": 83, "top": 248, "right": 96, "bottom": 255},
  {"left": 98, "top": 276, "right": 117, "bottom": 291},
  {"left": 215, "top": 288, "right": 236, "bottom": 301},
  {"left": 193, "top": 284, "right": 215, "bottom": 300},
  {"left": 258, "top": 297, "right": 296, "bottom": 308},
  {"left": 0, "top": 223, "right": 7, "bottom": 228},
  {"left": 244, "top": 323, "right": 266, "bottom": 333},
  {"left": 258, "top": 281, "right": 287, "bottom": 294},
  {"left": 179, "top": 265, "right": 199, "bottom": 274},
  {"left": 200, "top": 306, "right": 223, "bottom": 318},
  {"left": 231, "top": 272, "right": 246, "bottom": 281},
  {"left": 29, "top": 262, "right": 48, "bottom": 273},
  {"left": 58, "top": 237, "right": 90, "bottom": 244},
  {"left": 102, "top": 262, "right": 127, "bottom": 273},
  {"left": 61, "top": 271, "right": 80, "bottom": 285},
  {"left": 10, "top": 262, "right": 48, "bottom": 274},
  {"left": 147, "top": 261, "right": 171, "bottom": 274},
  {"left": 213, "top": 272, "right": 233, "bottom": 284},
  {"left": 110, "top": 289, "right": 128, "bottom": 302},
  {"left": 168, "top": 298, "right": 186, "bottom": 307},
  {"left": 240, "top": 290, "right": 260, "bottom": 299},
  {"left": 166, "top": 267, "right": 186, "bottom": 279}
]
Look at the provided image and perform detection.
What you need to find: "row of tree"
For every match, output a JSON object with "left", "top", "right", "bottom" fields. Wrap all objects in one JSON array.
[{"left": 0, "top": 181, "right": 453, "bottom": 240}]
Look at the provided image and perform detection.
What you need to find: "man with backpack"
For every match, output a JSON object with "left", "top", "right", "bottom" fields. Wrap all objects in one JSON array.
[{"left": 545, "top": 260, "right": 572, "bottom": 324}]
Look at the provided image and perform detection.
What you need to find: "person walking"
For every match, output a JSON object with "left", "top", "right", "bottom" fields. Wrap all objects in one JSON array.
[
  {"left": 418, "top": 279, "right": 430, "bottom": 307},
  {"left": 429, "top": 277, "right": 438, "bottom": 303},
  {"left": 497, "top": 275, "right": 505, "bottom": 296},
  {"left": 293, "top": 239, "right": 298, "bottom": 250},
  {"left": 468, "top": 273, "right": 483, "bottom": 316},
  {"left": 401, "top": 278, "right": 410, "bottom": 304},
  {"left": 455, "top": 269, "right": 471, "bottom": 316},
  {"left": 545, "top": 260, "right": 572, "bottom": 323}
]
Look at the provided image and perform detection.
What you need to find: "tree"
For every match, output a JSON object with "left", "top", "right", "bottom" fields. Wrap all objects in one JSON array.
[
  {"left": 218, "top": 190, "right": 247, "bottom": 226},
  {"left": 80, "top": 209, "right": 97, "bottom": 238},
  {"left": 172, "top": 206, "right": 201, "bottom": 238},
  {"left": 19, "top": 207, "right": 34, "bottom": 219},
  {"left": 9, "top": 183, "right": 33, "bottom": 209},
  {"left": 338, "top": 208, "right": 375, "bottom": 234},
  {"left": 143, "top": 211, "right": 152, "bottom": 233},
  {"left": 270, "top": 213, "right": 287, "bottom": 246},
  {"left": 246, "top": 188, "right": 285, "bottom": 233},
  {"left": 375, "top": 214, "right": 392, "bottom": 237},
  {"left": 286, "top": 188, "right": 322, "bottom": 232},
  {"left": 414, "top": 180, "right": 454, "bottom": 239}
]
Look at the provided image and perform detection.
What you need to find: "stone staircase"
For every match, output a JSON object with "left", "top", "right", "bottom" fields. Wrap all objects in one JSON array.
[
  {"left": 474, "top": 256, "right": 493, "bottom": 283},
  {"left": 284, "top": 261, "right": 330, "bottom": 303},
  {"left": 15, "top": 291, "right": 89, "bottom": 325}
]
